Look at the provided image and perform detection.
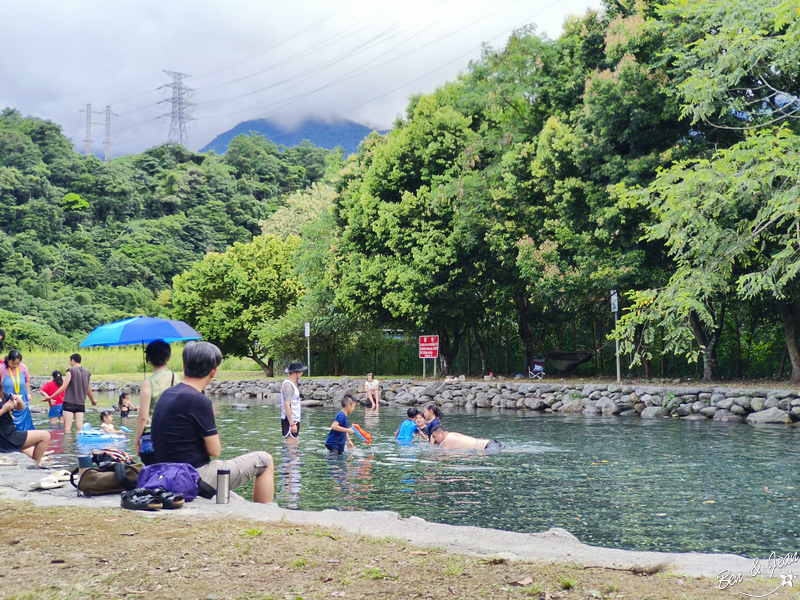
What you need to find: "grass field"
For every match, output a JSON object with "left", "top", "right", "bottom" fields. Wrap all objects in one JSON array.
[{"left": 19, "top": 346, "right": 264, "bottom": 380}]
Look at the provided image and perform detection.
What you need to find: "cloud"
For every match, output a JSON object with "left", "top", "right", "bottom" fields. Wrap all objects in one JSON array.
[{"left": 0, "top": 0, "right": 601, "bottom": 156}]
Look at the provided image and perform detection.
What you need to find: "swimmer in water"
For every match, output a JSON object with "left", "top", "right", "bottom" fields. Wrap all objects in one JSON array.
[{"left": 430, "top": 425, "right": 504, "bottom": 451}]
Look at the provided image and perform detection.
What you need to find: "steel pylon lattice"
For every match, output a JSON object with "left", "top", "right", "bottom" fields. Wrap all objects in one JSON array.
[{"left": 161, "top": 71, "right": 194, "bottom": 146}]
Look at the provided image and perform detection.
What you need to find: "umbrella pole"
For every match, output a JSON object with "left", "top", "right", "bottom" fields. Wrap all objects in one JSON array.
[{"left": 142, "top": 343, "right": 146, "bottom": 379}]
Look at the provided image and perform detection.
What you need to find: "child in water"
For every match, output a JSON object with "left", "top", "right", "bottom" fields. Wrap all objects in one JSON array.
[
  {"left": 414, "top": 413, "right": 429, "bottom": 441},
  {"left": 422, "top": 404, "right": 443, "bottom": 445},
  {"left": 99, "top": 410, "right": 126, "bottom": 435},
  {"left": 325, "top": 394, "right": 357, "bottom": 455},
  {"left": 395, "top": 407, "right": 423, "bottom": 443},
  {"left": 117, "top": 392, "right": 138, "bottom": 426}
]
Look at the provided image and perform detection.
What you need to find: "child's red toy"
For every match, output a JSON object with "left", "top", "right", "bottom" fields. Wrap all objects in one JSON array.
[{"left": 352, "top": 423, "right": 372, "bottom": 445}]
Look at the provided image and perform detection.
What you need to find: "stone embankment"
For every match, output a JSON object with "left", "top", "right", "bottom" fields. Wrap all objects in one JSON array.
[{"left": 29, "top": 375, "right": 800, "bottom": 425}]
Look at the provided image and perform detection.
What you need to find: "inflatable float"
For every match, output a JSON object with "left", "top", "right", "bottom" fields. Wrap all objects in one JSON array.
[{"left": 77, "top": 424, "right": 127, "bottom": 443}]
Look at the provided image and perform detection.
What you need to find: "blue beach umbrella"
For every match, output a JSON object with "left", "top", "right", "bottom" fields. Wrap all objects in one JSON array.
[
  {"left": 79, "top": 316, "right": 202, "bottom": 374},
  {"left": 80, "top": 316, "right": 202, "bottom": 348}
]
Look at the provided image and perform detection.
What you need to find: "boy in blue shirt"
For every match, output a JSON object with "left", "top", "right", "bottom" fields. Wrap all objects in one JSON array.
[
  {"left": 325, "top": 394, "right": 357, "bottom": 454},
  {"left": 394, "top": 407, "right": 422, "bottom": 444}
]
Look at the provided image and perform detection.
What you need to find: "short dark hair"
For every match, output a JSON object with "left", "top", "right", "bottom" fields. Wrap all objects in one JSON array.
[
  {"left": 341, "top": 392, "right": 357, "bottom": 408},
  {"left": 431, "top": 425, "right": 446, "bottom": 435},
  {"left": 182, "top": 341, "right": 222, "bottom": 378},
  {"left": 4, "top": 349, "right": 22, "bottom": 368},
  {"left": 100, "top": 410, "right": 113, "bottom": 420},
  {"left": 70, "top": 353, "right": 82, "bottom": 363},
  {"left": 406, "top": 407, "right": 420, "bottom": 418},
  {"left": 145, "top": 340, "right": 171, "bottom": 367},
  {"left": 0, "top": 329, "right": 5, "bottom": 340}
]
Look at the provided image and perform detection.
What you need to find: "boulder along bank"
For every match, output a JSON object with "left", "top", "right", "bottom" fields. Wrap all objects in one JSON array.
[{"left": 30, "top": 376, "right": 798, "bottom": 426}]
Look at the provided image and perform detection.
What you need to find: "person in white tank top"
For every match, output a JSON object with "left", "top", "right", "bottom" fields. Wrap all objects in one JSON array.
[{"left": 280, "top": 361, "right": 307, "bottom": 445}]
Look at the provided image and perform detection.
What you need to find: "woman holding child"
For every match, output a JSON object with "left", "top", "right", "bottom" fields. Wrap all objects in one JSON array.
[
  {"left": 0, "top": 392, "right": 50, "bottom": 465},
  {"left": 1, "top": 350, "right": 34, "bottom": 431}
]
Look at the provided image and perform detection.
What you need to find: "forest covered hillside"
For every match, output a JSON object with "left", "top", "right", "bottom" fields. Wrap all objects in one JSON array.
[{"left": 0, "top": 109, "right": 332, "bottom": 349}]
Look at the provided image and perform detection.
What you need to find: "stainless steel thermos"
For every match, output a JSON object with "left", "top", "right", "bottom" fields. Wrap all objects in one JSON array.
[{"left": 216, "top": 469, "right": 230, "bottom": 504}]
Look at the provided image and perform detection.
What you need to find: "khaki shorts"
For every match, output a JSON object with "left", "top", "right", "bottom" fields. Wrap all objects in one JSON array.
[{"left": 196, "top": 451, "right": 272, "bottom": 491}]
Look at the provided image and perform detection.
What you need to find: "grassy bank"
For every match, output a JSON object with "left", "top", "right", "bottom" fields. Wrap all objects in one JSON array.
[
  {"left": 19, "top": 346, "right": 262, "bottom": 380},
  {"left": 0, "top": 501, "right": 773, "bottom": 600}
]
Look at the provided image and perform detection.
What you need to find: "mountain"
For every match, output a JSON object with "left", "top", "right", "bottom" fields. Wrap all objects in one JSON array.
[{"left": 200, "top": 117, "right": 387, "bottom": 156}]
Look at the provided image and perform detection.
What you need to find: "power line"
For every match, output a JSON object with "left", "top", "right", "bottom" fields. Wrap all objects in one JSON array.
[
  {"left": 104, "top": 0, "right": 574, "bottom": 153},
  {"left": 189, "top": 0, "right": 530, "bottom": 131}
]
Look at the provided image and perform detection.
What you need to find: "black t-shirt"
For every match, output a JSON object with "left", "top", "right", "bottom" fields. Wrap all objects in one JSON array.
[{"left": 151, "top": 383, "right": 218, "bottom": 469}]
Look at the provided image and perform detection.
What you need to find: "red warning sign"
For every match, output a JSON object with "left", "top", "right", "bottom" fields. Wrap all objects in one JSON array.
[{"left": 419, "top": 335, "right": 439, "bottom": 359}]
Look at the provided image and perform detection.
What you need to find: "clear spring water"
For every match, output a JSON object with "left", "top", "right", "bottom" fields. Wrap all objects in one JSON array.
[{"left": 42, "top": 393, "right": 800, "bottom": 558}]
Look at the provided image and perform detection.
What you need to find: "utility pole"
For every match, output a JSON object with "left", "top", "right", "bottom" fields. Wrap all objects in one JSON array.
[
  {"left": 103, "top": 105, "right": 117, "bottom": 162},
  {"left": 161, "top": 71, "right": 193, "bottom": 146}
]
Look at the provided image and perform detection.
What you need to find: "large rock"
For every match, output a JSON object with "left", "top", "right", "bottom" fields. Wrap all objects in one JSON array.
[
  {"left": 746, "top": 408, "right": 792, "bottom": 424},
  {"left": 559, "top": 400, "right": 583, "bottom": 413},
  {"left": 524, "top": 398, "right": 546, "bottom": 410},
  {"left": 394, "top": 392, "right": 415, "bottom": 404},
  {"left": 715, "top": 397, "right": 734, "bottom": 410},
  {"left": 713, "top": 410, "right": 743, "bottom": 423},
  {"left": 640, "top": 407, "right": 667, "bottom": 419},
  {"left": 596, "top": 398, "right": 618, "bottom": 415},
  {"left": 733, "top": 396, "right": 751, "bottom": 410},
  {"left": 691, "top": 401, "right": 706, "bottom": 414}
]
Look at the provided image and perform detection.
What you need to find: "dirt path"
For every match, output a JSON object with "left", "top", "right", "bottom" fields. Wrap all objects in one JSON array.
[{"left": 0, "top": 501, "right": 793, "bottom": 600}]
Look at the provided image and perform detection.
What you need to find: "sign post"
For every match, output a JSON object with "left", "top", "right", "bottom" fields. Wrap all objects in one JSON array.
[
  {"left": 304, "top": 322, "right": 311, "bottom": 378},
  {"left": 419, "top": 336, "right": 439, "bottom": 379},
  {"left": 610, "top": 291, "right": 620, "bottom": 383}
]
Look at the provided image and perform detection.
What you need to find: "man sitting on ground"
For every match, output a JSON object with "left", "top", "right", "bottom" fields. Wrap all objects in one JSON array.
[
  {"left": 429, "top": 425, "right": 504, "bottom": 451},
  {"left": 151, "top": 341, "right": 275, "bottom": 503}
]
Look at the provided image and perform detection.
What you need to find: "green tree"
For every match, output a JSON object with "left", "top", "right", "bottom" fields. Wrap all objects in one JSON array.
[
  {"left": 171, "top": 234, "right": 305, "bottom": 376},
  {"left": 616, "top": 0, "right": 800, "bottom": 381},
  {"left": 61, "top": 193, "right": 89, "bottom": 211}
]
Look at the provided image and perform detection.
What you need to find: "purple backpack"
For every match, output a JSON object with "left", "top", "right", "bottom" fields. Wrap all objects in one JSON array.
[{"left": 136, "top": 463, "right": 214, "bottom": 502}]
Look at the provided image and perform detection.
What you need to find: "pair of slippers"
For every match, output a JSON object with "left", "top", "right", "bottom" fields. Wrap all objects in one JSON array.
[
  {"left": 121, "top": 488, "right": 185, "bottom": 511},
  {"left": 29, "top": 469, "right": 72, "bottom": 490}
]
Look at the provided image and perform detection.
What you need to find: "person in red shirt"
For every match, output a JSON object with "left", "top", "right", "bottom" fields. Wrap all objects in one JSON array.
[{"left": 39, "top": 370, "right": 65, "bottom": 427}]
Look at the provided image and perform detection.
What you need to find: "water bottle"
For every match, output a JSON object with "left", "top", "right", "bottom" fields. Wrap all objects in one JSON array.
[
  {"left": 216, "top": 469, "right": 230, "bottom": 504},
  {"left": 78, "top": 455, "right": 92, "bottom": 477}
]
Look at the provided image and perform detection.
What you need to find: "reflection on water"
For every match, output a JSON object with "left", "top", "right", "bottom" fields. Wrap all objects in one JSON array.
[
  {"left": 35, "top": 391, "right": 800, "bottom": 557},
  {"left": 280, "top": 445, "right": 302, "bottom": 509}
]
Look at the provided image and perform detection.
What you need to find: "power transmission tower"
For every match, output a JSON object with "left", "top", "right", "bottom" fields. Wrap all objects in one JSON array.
[
  {"left": 80, "top": 104, "right": 101, "bottom": 156},
  {"left": 161, "top": 71, "right": 194, "bottom": 146},
  {"left": 103, "top": 105, "right": 117, "bottom": 162}
]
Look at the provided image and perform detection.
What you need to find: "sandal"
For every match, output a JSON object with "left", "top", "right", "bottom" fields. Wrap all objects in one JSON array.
[
  {"left": 121, "top": 489, "right": 163, "bottom": 511},
  {"left": 151, "top": 487, "right": 185, "bottom": 509},
  {"left": 50, "top": 469, "right": 72, "bottom": 482}
]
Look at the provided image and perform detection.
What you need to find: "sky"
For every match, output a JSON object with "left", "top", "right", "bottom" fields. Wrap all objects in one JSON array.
[{"left": 1, "top": 0, "right": 603, "bottom": 157}]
